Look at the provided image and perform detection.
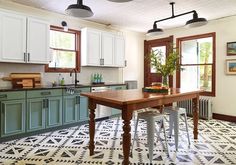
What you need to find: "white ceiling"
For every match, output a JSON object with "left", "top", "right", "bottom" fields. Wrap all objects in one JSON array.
[{"left": 9, "top": 0, "right": 236, "bottom": 33}]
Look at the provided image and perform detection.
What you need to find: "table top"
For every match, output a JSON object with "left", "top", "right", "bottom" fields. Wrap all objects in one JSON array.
[{"left": 81, "top": 88, "right": 202, "bottom": 105}]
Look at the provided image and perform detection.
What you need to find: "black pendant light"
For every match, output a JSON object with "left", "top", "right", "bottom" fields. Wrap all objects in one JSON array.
[
  {"left": 147, "top": 2, "right": 208, "bottom": 36},
  {"left": 65, "top": 0, "right": 94, "bottom": 18},
  {"left": 107, "top": 0, "right": 133, "bottom": 2},
  {"left": 146, "top": 23, "right": 164, "bottom": 36},
  {"left": 185, "top": 11, "right": 208, "bottom": 28}
]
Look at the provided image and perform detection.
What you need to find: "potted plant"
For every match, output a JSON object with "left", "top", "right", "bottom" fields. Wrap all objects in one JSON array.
[{"left": 149, "top": 47, "right": 181, "bottom": 87}]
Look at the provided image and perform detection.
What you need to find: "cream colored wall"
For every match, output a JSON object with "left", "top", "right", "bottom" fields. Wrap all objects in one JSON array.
[
  {"left": 146, "top": 15, "right": 236, "bottom": 117},
  {"left": 0, "top": 0, "right": 145, "bottom": 88}
]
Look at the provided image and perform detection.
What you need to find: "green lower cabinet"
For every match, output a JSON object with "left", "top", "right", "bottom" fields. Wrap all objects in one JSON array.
[
  {"left": 27, "top": 98, "right": 45, "bottom": 132},
  {"left": 79, "top": 96, "right": 89, "bottom": 121},
  {"left": 63, "top": 95, "right": 78, "bottom": 124},
  {"left": 46, "top": 96, "right": 62, "bottom": 128},
  {"left": 110, "top": 85, "right": 126, "bottom": 115},
  {"left": 0, "top": 100, "right": 25, "bottom": 137}
]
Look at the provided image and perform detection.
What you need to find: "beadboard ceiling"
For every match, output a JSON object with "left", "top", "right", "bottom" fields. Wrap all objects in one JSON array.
[{"left": 9, "top": 0, "right": 236, "bottom": 33}]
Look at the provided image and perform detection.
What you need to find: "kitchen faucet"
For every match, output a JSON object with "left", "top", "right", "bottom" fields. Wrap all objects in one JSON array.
[{"left": 70, "top": 69, "right": 79, "bottom": 85}]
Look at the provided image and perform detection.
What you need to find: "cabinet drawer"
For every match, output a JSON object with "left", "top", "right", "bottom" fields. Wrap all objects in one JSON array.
[
  {"left": 63, "top": 87, "right": 90, "bottom": 96},
  {"left": 0, "top": 91, "right": 25, "bottom": 101},
  {"left": 27, "top": 89, "right": 62, "bottom": 98}
]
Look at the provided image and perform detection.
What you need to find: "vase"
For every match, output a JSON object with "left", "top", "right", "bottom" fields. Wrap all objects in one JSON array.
[{"left": 162, "top": 75, "right": 169, "bottom": 87}]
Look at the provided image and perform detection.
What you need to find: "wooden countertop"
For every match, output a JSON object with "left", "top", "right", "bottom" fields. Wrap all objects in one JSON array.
[{"left": 0, "top": 83, "right": 126, "bottom": 92}]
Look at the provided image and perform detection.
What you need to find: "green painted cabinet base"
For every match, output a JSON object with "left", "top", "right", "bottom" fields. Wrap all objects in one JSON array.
[
  {"left": 1, "top": 100, "right": 25, "bottom": 137},
  {"left": 47, "top": 96, "right": 62, "bottom": 128},
  {"left": 79, "top": 96, "right": 89, "bottom": 121},
  {"left": 63, "top": 95, "right": 78, "bottom": 124}
]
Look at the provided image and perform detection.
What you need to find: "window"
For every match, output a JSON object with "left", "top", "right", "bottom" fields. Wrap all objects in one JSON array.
[
  {"left": 45, "top": 26, "right": 81, "bottom": 72},
  {"left": 176, "top": 32, "right": 216, "bottom": 96},
  {"left": 150, "top": 46, "right": 166, "bottom": 73}
]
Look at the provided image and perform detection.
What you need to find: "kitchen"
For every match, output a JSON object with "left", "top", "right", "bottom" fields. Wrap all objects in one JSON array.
[{"left": 0, "top": 0, "right": 236, "bottom": 164}]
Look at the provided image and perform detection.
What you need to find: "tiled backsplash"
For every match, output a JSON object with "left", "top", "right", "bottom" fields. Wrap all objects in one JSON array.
[{"left": 0, "top": 63, "right": 123, "bottom": 87}]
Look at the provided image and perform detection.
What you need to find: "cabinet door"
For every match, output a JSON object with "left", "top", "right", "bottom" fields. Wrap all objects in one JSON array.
[
  {"left": 63, "top": 95, "right": 78, "bottom": 124},
  {"left": 0, "top": 11, "right": 26, "bottom": 63},
  {"left": 87, "top": 30, "right": 101, "bottom": 66},
  {"left": 101, "top": 32, "right": 114, "bottom": 66},
  {"left": 27, "top": 17, "right": 49, "bottom": 64},
  {"left": 1, "top": 100, "right": 25, "bottom": 137},
  {"left": 27, "top": 98, "right": 45, "bottom": 132},
  {"left": 79, "top": 96, "right": 89, "bottom": 121},
  {"left": 46, "top": 96, "right": 62, "bottom": 128},
  {"left": 114, "top": 36, "right": 125, "bottom": 67},
  {"left": 110, "top": 85, "right": 126, "bottom": 115}
]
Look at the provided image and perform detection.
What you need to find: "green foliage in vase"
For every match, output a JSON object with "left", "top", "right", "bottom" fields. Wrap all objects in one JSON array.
[{"left": 149, "top": 47, "right": 181, "bottom": 77}]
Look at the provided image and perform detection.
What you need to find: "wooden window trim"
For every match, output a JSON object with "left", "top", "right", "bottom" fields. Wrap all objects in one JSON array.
[
  {"left": 176, "top": 32, "right": 216, "bottom": 97},
  {"left": 45, "top": 25, "right": 81, "bottom": 73}
]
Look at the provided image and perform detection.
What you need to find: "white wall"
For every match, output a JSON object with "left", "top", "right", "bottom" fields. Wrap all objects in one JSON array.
[
  {"left": 0, "top": 1, "right": 144, "bottom": 88},
  {"left": 146, "top": 16, "right": 236, "bottom": 117}
]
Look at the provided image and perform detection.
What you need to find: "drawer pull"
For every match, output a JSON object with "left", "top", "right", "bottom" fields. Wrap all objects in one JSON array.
[
  {"left": 75, "top": 96, "right": 80, "bottom": 104},
  {"left": 40, "top": 91, "right": 51, "bottom": 96},
  {"left": 0, "top": 94, "right": 7, "bottom": 99}
]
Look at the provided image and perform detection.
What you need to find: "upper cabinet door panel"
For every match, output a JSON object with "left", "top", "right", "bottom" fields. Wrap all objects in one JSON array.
[
  {"left": 0, "top": 11, "right": 26, "bottom": 62},
  {"left": 114, "top": 36, "right": 125, "bottom": 67},
  {"left": 102, "top": 32, "right": 114, "bottom": 66},
  {"left": 87, "top": 30, "right": 101, "bottom": 66},
  {"left": 27, "top": 18, "right": 49, "bottom": 64}
]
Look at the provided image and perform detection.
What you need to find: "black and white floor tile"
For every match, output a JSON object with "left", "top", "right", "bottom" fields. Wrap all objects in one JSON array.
[{"left": 0, "top": 117, "right": 235, "bottom": 165}]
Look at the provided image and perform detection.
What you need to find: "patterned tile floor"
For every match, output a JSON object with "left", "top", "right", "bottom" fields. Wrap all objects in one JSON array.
[{"left": 0, "top": 116, "right": 235, "bottom": 165}]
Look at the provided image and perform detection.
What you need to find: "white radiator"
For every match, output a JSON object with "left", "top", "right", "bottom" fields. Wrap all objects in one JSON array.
[{"left": 177, "top": 97, "right": 213, "bottom": 120}]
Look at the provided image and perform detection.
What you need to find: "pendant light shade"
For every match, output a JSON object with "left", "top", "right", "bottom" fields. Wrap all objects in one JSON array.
[
  {"left": 185, "top": 12, "right": 208, "bottom": 28},
  {"left": 107, "top": 0, "right": 133, "bottom": 2},
  {"left": 65, "top": 0, "right": 93, "bottom": 18},
  {"left": 146, "top": 24, "right": 164, "bottom": 36},
  {"left": 146, "top": 2, "right": 207, "bottom": 36}
]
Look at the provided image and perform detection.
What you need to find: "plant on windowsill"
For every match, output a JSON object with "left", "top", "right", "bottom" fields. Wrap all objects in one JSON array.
[{"left": 149, "top": 46, "right": 181, "bottom": 87}]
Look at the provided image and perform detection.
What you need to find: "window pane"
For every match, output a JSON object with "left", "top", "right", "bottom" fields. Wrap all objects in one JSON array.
[
  {"left": 50, "top": 30, "right": 75, "bottom": 50},
  {"left": 49, "top": 50, "right": 76, "bottom": 68},
  {"left": 150, "top": 46, "right": 166, "bottom": 73},
  {"left": 181, "top": 37, "right": 213, "bottom": 65},
  {"left": 181, "top": 65, "right": 212, "bottom": 92}
]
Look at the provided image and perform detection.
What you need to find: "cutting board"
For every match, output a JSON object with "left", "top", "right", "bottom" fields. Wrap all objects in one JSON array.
[
  {"left": 2, "top": 73, "right": 41, "bottom": 87},
  {"left": 12, "top": 78, "right": 35, "bottom": 88}
]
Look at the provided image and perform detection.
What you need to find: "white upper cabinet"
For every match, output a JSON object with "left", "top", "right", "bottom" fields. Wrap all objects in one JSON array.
[
  {"left": 81, "top": 28, "right": 125, "bottom": 67},
  {"left": 0, "top": 11, "right": 27, "bottom": 63},
  {"left": 114, "top": 36, "right": 125, "bottom": 67},
  {"left": 27, "top": 17, "right": 50, "bottom": 64},
  {"left": 81, "top": 28, "right": 101, "bottom": 66},
  {"left": 101, "top": 32, "right": 114, "bottom": 66},
  {"left": 0, "top": 9, "right": 50, "bottom": 64}
]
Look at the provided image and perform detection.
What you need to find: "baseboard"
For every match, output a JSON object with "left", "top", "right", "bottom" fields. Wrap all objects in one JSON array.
[{"left": 213, "top": 113, "right": 236, "bottom": 122}]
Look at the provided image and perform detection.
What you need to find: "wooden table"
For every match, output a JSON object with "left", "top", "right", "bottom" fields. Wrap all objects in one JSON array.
[{"left": 81, "top": 88, "right": 201, "bottom": 165}]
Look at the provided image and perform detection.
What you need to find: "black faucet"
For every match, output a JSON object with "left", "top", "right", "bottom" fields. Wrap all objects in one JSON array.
[{"left": 70, "top": 69, "right": 79, "bottom": 85}]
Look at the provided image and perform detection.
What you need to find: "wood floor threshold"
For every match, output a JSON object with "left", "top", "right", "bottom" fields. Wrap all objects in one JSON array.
[{"left": 213, "top": 113, "right": 236, "bottom": 122}]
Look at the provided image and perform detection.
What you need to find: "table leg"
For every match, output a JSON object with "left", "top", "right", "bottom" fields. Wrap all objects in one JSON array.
[
  {"left": 88, "top": 99, "right": 96, "bottom": 156},
  {"left": 122, "top": 110, "right": 132, "bottom": 165},
  {"left": 193, "top": 96, "right": 199, "bottom": 139}
]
